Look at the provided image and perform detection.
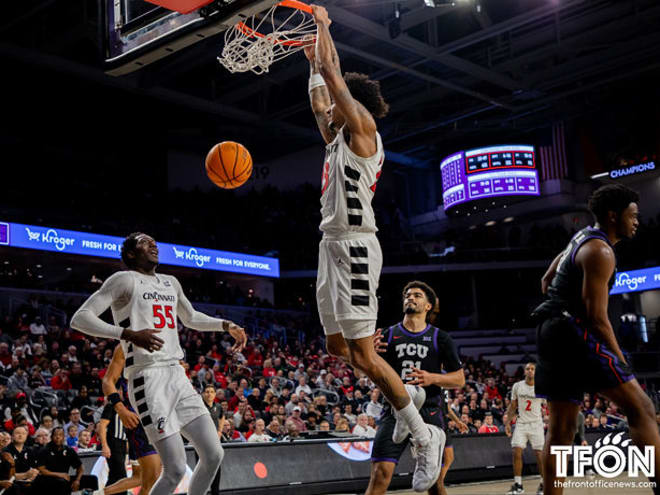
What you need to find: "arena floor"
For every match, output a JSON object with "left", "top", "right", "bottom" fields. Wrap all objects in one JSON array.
[{"left": 388, "top": 475, "right": 655, "bottom": 494}]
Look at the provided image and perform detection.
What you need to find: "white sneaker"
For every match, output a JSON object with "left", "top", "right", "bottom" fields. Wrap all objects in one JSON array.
[
  {"left": 411, "top": 424, "right": 445, "bottom": 492},
  {"left": 392, "top": 384, "right": 426, "bottom": 444}
]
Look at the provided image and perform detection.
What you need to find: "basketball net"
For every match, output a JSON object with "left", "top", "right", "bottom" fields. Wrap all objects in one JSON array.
[{"left": 218, "top": 0, "right": 315, "bottom": 74}]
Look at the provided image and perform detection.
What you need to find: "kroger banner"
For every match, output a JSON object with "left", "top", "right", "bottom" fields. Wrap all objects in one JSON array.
[
  {"left": 610, "top": 267, "right": 660, "bottom": 295},
  {"left": 2, "top": 222, "right": 279, "bottom": 278}
]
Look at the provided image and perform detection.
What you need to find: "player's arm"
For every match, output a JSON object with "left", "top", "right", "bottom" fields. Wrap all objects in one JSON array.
[
  {"left": 447, "top": 407, "right": 469, "bottom": 433},
  {"left": 312, "top": 6, "right": 376, "bottom": 153},
  {"left": 172, "top": 277, "right": 247, "bottom": 353},
  {"left": 541, "top": 250, "right": 564, "bottom": 294},
  {"left": 576, "top": 240, "right": 627, "bottom": 363},
  {"left": 71, "top": 272, "right": 164, "bottom": 351},
  {"left": 504, "top": 386, "right": 517, "bottom": 436},
  {"left": 303, "top": 36, "right": 336, "bottom": 144},
  {"left": 102, "top": 346, "right": 140, "bottom": 429},
  {"left": 408, "top": 334, "right": 465, "bottom": 388}
]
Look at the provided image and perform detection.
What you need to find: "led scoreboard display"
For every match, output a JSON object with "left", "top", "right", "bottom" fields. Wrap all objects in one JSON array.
[{"left": 441, "top": 145, "right": 540, "bottom": 211}]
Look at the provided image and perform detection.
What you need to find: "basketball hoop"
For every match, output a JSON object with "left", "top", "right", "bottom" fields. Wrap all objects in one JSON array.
[{"left": 218, "top": 0, "right": 316, "bottom": 74}]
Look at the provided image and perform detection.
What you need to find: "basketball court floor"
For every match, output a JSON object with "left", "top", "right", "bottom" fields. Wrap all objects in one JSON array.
[{"left": 387, "top": 475, "right": 654, "bottom": 494}]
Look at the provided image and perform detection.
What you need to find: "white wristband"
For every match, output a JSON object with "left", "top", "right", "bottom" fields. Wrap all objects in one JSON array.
[{"left": 308, "top": 73, "right": 326, "bottom": 93}]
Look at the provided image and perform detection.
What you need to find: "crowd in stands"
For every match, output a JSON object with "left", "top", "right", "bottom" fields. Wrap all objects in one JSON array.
[{"left": 0, "top": 294, "right": 641, "bottom": 456}]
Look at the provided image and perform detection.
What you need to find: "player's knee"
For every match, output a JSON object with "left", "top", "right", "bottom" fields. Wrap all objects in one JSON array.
[
  {"left": 165, "top": 459, "right": 187, "bottom": 484},
  {"left": 631, "top": 391, "right": 656, "bottom": 423},
  {"left": 371, "top": 463, "right": 394, "bottom": 487},
  {"left": 209, "top": 443, "right": 224, "bottom": 468},
  {"left": 326, "top": 338, "right": 347, "bottom": 359}
]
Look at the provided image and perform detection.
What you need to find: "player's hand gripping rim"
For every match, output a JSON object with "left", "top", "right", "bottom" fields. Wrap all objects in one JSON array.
[
  {"left": 122, "top": 328, "right": 164, "bottom": 353},
  {"left": 373, "top": 328, "right": 387, "bottom": 354}
]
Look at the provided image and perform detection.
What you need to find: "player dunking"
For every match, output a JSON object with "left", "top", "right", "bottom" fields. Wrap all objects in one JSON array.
[
  {"left": 102, "top": 345, "right": 161, "bottom": 495},
  {"left": 305, "top": 6, "right": 444, "bottom": 491},
  {"left": 71, "top": 233, "right": 247, "bottom": 495},
  {"left": 532, "top": 184, "right": 660, "bottom": 495},
  {"left": 504, "top": 362, "right": 545, "bottom": 495},
  {"left": 369, "top": 281, "right": 465, "bottom": 495}
]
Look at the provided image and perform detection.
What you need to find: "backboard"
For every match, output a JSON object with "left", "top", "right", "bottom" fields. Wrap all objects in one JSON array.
[{"left": 104, "top": 0, "right": 278, "bottom": 76}]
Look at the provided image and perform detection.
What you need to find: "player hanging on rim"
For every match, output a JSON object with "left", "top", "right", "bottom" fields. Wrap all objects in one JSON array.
[
  {"left": 369, "top": 281, "right": 465, "bottom": 495},
  {"left": 305, "top": 5, "right": 444, "bottom": 492},
  {"left": 532, "top": 184, "right": 660, "bottom": 495},
  {"left": 504, "top": 362, "right": 545, "bottom": 495},
  {"left": 102, "top": 344, "right": 162, "bottom": 495},
  {"left": 71, "top": 232, "right": 247, "bottom": 495}
]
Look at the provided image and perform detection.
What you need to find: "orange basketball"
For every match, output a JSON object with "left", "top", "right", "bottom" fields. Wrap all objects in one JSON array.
[{"left": 205, "top": 141, "right": 253, "bottom": 189}]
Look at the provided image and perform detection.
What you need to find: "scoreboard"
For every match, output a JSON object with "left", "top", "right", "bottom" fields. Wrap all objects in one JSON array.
[{"left": 441, "top": 145, "right": 540, "bottom": 211}]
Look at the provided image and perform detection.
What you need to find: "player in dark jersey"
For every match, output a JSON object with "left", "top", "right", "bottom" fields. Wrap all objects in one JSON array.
[
  {"left": 102, "top": 345, "right": 162, "bottom": 495},
  {"left": 532, "top": 184, "right": 659, "bottom": 494},
  {"left": 367, "top": 281, "right": 465, "bottom": 495}
]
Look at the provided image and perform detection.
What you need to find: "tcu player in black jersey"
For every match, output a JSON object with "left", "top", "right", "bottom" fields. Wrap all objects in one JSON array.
[
  {"left": 368, "top": 281, "right": 465, "bottom": 495},
  {"left": 533, "top": 185, "right": 659, "bottom": 494}
]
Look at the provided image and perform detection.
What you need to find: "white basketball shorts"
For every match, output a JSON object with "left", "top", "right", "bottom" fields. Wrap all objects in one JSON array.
[
  {"left": 511, "top": 421, "right": 545, "bottom": 451},
  {"left": 316, "top": 233, "right": 382, "bottom": 340},
  {"left": 127, "top": 362, "right": 209, "bottom": 444}
]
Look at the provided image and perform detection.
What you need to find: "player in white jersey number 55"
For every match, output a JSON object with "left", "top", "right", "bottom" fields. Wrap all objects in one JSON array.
[
  {"left": 71, "top": 232, "right": 247, "bottom": 495},
  {"left": 306, "top": 5, "right": 444, "bottom": 492}
]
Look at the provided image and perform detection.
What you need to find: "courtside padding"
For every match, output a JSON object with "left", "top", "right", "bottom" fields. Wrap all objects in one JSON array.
[{"left": 78, "top": 433, "right": 571, "bottom": 494}]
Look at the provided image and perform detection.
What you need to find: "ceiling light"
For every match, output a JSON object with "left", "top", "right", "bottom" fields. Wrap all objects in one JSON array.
[
  {"left": 485, "top": 220, "right": 496, "bottom": 227},
  {"left": 503, "top": 216, "right": 515, "bottom": 223}
]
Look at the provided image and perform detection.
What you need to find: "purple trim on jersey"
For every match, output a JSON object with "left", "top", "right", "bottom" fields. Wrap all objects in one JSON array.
[
  {"left": 570, "top": 227, "right": 611, "bottom": 266},
  {"left": 433, "top": 327, "right": 439, "bottom": 351},
  {"left": 371, "top": 457, "right": 399, "bottom": 464},
  {"left": 387, "top": 326, "right": 394, "bottom": 345},
  {"left": 397, "top": 322, "right": 431, "bottom": 338}
]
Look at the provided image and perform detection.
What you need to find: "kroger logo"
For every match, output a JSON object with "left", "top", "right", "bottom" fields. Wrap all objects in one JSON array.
[
  {"left": 25, "top": 228, "right": 75, "bottom": 252},
  {"left": 551, "top": 432, "right": 654, "bottom": 478},
  {"left": 615, "top": 272, "right": 647, "bottom": 292},
  {"left": 172, "top": 247, "right": 211, "bottom": 267}
]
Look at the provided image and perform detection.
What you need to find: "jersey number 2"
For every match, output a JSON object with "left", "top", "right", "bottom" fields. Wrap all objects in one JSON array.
[
  {"left": 153, "top": 305, "right": 175, "bottom": 329},
  {"left": 525, "top": 400, "right": 532, "bottom": 412}
]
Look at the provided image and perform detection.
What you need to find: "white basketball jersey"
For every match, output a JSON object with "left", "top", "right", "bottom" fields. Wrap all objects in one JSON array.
[
  {"left": 512, "top": 380, "right": 544, "bottom": 424},
  {"left": 110, "top": 271, "right": 184, "bottom": 373},
  {"left": 319, "top": 128, "right": 384, "bottom": 236}
]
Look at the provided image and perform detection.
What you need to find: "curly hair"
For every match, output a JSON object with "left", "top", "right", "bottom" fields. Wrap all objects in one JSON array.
[
  {"left": 120, "top": 232, "right": 144, "bottom": 269},
  {"left": 344, "top": 72, "right": 389, "bottom": 119},
  {"left": 588, "top": 184, "right": 639, "bottom": 224},
  {"left": 402, "top": 281, "right": 438, "bottom": 322}
]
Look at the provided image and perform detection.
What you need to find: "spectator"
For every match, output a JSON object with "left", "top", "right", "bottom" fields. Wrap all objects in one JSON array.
[
  {"left": 281, "top": 419, "right": 300, "bottom": 441},
  {"left": 50, "top": 369, "right": 72, "bottom": 391},
  {"left": 29, "top": 317, "right": 47, "bottom": 337},
  {"left": 295, "top": 377, "right": 312, "bottom": 397},
  {"left": 247, "top": 419, "right": 271, "bottom": 443},
  {"left": 0, "top": 433, "right": 10, "bottom": 450},
  {"left": 34, "top": 427, "right": 97, "bottom": 495},
  {"left": 3, "top": 425, "right": 40, "bottom": 488},
  {"left": 34, "top": 428, "right": 50, "bottom": 447},
  {"left": 75, "top": 430, "right": 94, "bottom": 453},
  {"left": 478, "top": 413, "right": 500, "bottom": 434},
  {"left": 39, "top": 415, "right": 54, "bottom": 433},
  {"left": 319, "top": 420, "right": 331, "bottom": 432},
  {"left": 334, "top": 418, "right": 350, "bottom": 433},
  {"left": 288, "top": 406, "right": 306, "bottom": 433},
  {"left": 65, "top": 425, "right": 78, "bottom": 448},
  {"left": 352, "top": 414, "right": 376, "bottom": 438},
  {"left": 7, "top": 368, "right": 28, "bottom": 396},
  {"left": 343, "top": 404, "right": 357, "bottom": 426},
  {"left": 265, "top": 418, "right": 282, "bottom": 440},
  {"left": 364, "top": 389, "right": 383, "bottom": 419},
  {"left": 63, "top": 409, "right": 85, "bottom": 436}
]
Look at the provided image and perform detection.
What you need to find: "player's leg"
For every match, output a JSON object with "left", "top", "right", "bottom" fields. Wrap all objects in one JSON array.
[
  {"left": 531, "top": 424, "right": 545, "bottom": 495},
  {"left": 138, "top": 453, "right": 163, "bottom": 495},
  {"left": 534, "top": 450, "right": 544, "bottom": 495},
  {"left": 543, "top": 401, "right": 579, "bottom": 495},
  {"left": 150, "top": 433, "right": 189, "bottom": 495},
  {"left": 365, "top": 462, "right": 396, "bottom": 495},
  {"left": 103, "top": 463, "right": 142, "bottom": 495},
  {"left": 180, "top": 414, "right": 225, "bottom": 495},
  {"left": 430, "top": 446, "right": 454, "bottom": 495},
  {"left": 600, "top": 379, "right": 660, "bottom": 489}
]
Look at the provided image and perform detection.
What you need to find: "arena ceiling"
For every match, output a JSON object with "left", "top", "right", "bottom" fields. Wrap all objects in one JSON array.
[{"left": 2, "top": 0, "right": 660, "bottom": 167}]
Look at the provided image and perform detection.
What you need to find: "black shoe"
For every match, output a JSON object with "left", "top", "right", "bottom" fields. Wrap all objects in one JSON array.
[
  {"left": 507, "top": 483, "right": 524, "bottom": 495},
  {"left": 536, "top": 482, "right": 543, "bottom": 495}
]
